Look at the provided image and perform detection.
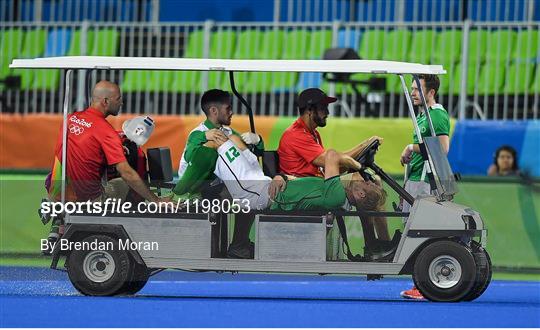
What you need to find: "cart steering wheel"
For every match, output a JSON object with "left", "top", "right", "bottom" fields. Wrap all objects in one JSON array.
[{"left": 355, "top": 139, "right": 380, "bottom": 181}]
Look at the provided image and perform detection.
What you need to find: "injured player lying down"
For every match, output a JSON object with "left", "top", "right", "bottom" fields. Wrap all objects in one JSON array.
[{"left": 176, "top": 133, "right": 387, "bottom": 213}]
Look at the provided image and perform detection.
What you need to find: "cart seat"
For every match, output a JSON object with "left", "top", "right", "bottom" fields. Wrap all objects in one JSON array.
[
  {"left": 147, "top": 147, "right": 174, "bottom": 188},
  {"left": 262, "top": 151, "right": 279, "bottom": 177}
]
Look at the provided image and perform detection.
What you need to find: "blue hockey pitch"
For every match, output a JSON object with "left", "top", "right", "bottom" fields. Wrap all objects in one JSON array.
[{"left": 1, "top": 266, "right": 539, "bottom": 327}]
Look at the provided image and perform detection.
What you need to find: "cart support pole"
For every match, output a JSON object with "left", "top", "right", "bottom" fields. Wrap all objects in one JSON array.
[
  {"left": 412, "top": 74, "right": 436, "bottom": 137},
  {"left": 229, "top": 71, "right": 255, "bottom": 133},
  {"left": 61, "top": 69, "right": 73, "bottom": 204},
  {"left": 399, "top": 74, "right": 423, "bottom": 143}
]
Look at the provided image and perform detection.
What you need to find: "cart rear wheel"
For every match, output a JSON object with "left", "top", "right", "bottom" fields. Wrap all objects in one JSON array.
[
  {"left": 463, "top": 241, "right": 492, "bottom": 301},
  {"left": 67, "top": 235, "right": 132, "bottom": 296},
  {"left": 413, "top": 240, "right": 476, "bottom": 302}
]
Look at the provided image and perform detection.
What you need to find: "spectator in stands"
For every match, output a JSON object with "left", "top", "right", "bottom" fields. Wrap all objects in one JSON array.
[
  {"left": 487, "top": 145, "right": 520, "bottom": 176},
  {"left": 276, "top": 88, "right": 393, "bottom": 259},
  {"left": 399, "top": 74, "right": 450, "bottom": 300}
]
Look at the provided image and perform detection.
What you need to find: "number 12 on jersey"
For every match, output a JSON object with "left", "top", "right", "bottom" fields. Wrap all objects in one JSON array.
[{"left": 225, "top": 146, "right": 240, "bottom": 163}]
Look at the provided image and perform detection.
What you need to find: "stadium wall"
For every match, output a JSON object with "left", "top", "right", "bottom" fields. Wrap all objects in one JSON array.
[{"left": 0, "top": 114, "right": 450, "bottom": 174}]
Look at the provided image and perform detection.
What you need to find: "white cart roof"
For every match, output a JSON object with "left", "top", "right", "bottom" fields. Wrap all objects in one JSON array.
[{"left": 10, "top": 56, "right": 445, "bottom": 75}]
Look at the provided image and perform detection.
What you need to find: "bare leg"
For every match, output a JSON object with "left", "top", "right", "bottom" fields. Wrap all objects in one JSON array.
[
  {"left": 374, "top": 216, "right": 390, "bottom": 241},
  {"left": 360, "top": 216, "right": 377, "bottom": 247}
]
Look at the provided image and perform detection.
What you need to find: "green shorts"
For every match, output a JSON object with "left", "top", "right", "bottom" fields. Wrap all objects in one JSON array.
[{"left": 270, "top": 176, "right": 347, "bottom": 211}]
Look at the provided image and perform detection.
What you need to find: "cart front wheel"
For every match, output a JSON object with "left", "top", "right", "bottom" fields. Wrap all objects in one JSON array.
[
  {"left": 463, "top": 241, "right": 492, "bottom": 301},
  {"left": 413, "top": 240, "right": 476, "bottom": 302}
]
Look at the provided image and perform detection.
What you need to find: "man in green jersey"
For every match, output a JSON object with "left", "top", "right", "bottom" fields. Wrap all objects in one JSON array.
[
  {"left": 399, "top": 74, "right": 450, "bottom": 300},
  {"left": 175, "top": 89, "right": 264, "bottom": 195},
  {"left": 174, "top": 89, "right": 265, "bottom": 259}
]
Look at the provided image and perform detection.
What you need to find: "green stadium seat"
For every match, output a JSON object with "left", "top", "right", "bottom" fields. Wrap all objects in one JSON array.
[
  {"left": 504, "top": 63, "right": 535, "bottom": 94},
  {"left": 258, "top": 29, "right": 285, "bottom": 59},
  {"left": 90, "top": 28, "right": 119, "bottom": 56},
  {"left": 308, "top": 29, "right": 333, "bottom": 59},
  {"left": 348, "top": 29, "right": 386, "bottom": 94},
  {"left": 209, "top": 30, "right": 236, "bottom": 59},
  {"left": 0, "top": 29, "right": 24, "bottom": 79},
  {"left": 531, "top": 64, "right": 540, "bottom": 93},
  {"left": 66, "top": 30, "right": 95, "bottom": 56},
  {"left": 241, "top": 29, "right": 298, "bottom": 93},
  {"left": 229, "top": 30, "right": 263, "bottom": 91},
  {"left": 234, "top": 29, "right": 263, "bottom": 59},
  {"left": 282, "top": 29, "right": 311, "bottom": 60},
  {"left": 439, "top": 63, "right": 460, "bottom": 95},
  {"left": 358, "top": 29, "right": 385, "bottom": 60},
  {"left": 513, "top": 29, "right": 539, "bottom": 62},
  {"left": 149, "top": 71, "right": 174, "bottom": 93},
  {"left": 183, "top": 30, "right": 205, "bottom": 58},
  {"left": 207, "top": 30, "right": 237, "bottom": 89},
  {"left": 32, "top": 69, "right": 60, "bottom": 91},
  {"left": 239, "top": 30, "right": 286, "bottom": 93},
  {"left": 13, "top": 29, "right": 47, "bottom": 90},
  {"left": 168, "top": 30, "right": 206, "bottom": 93},
  {"left": 477, "top": 62, "right": 506, "bottom": 94},
  {"left": 320, "top": 80, "right": 356, "bottom": 96},
  {"left": 433, "top": 29, "right": 462, "bottom": 67},
  {"left": 408, "top": 29, "right": 436, "bottom": 63},
  {"left": 381, "top": 29, "right": 412, "bottom": 62},
  {"left": 386, "top": 75, "right": 405, "bottom": 94},
  {"left": 258, "top": 30, "right": 309, "bottom": 92},
  {"left": 452, "top": 63, "right": 482, "bottom": 95},
  {"left": 467, "top": 29, "right": 489, "bottom": 66},
  {"left": 485, "top": 29, "right": 516, "bottom": 63},
  {"left": 122, "top": 70, "right": 150, "bottom": 93}
]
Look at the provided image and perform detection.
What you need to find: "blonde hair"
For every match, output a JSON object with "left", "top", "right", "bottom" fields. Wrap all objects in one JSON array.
[{"left": 351, "top": 181, "right": 387, "bottom": 211}]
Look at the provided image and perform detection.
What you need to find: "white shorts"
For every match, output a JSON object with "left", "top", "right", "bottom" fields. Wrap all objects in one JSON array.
[
  {"left": 402, "top": 180, "right": 432, "bottom": 222},
  {"left": 215, "top": 140, "right": 272, "bottom": 211}
]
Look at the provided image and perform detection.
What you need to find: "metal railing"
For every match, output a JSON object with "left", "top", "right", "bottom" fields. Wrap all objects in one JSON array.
[
  {"left": 0, "top": 20, "right": 539, "bottom": 119},
  {"left": 0, "top": 0, "right": 157, "bottom": 22},
  {"left": 276, "top": 0, "right": 538, "bottom": 22}
]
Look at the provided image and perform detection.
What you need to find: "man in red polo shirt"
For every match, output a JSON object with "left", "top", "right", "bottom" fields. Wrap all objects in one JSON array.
[
  {"left": 277, "top": 88, "right": 392, "bottom": 259},
  {"left": 278, "top": 88, "right": 383, "bottom": 176},
  {"left": 49, "top": 80, "right": 163, "bottom": 203},
  {"left": 45, "top": 81, "right": 167, "bottom": 249}
]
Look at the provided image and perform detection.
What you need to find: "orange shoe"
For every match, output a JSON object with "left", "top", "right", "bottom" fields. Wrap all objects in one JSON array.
[{"left": 400, "top": 286, "right": 425, "bottom": 300}]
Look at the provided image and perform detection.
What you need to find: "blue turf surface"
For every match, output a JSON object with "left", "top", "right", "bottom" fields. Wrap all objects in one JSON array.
[{"left": 1, "top": 266, "right": 539, "bottom": 327}]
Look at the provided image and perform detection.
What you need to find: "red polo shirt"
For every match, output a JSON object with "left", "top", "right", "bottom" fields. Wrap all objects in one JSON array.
[
  {"left": 277, "top": 117, "right": 325, "bottom": 177},
  {"left": 51, "top": 107, "right": 126, "bottom": 201}
]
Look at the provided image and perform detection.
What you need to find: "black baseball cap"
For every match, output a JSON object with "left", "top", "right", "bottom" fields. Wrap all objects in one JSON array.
[{"left": 297, "top": 88, "right": 337, "bottom": 109}]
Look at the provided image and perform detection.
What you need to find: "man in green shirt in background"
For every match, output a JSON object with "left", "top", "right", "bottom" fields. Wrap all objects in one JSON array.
[
  {"left": 174, "top": 89, "right": 264, "bottom": 259},
  {"left": 399, "top": 74, "right": 450, "bottom": 300}
]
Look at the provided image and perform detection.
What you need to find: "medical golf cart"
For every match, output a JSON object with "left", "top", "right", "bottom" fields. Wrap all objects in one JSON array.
[{"left": 11, "top": 57, "right": 492, "bottom": 302}]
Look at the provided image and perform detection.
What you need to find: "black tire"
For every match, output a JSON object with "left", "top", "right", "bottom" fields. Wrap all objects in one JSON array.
[
  {"left": 119, "top": 260, "right": 149, "bottom": 295},
  {"left": 413, "top": 240, "right": 477, "bottom": 302},
  {"left": 463, "top": 241, "right": 492, "bottom": 301},
  {"left": 67, "top": 235, "right": 133, "bottom": 296}
]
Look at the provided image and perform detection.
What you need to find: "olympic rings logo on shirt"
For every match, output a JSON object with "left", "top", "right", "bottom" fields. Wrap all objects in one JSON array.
[{"left": 69, "top": 124, "right": 85, "bottom": 135}]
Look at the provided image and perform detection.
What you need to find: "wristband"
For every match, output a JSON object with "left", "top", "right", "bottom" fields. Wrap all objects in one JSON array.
[
  {"left": 277, "top": 173, "right": 288, "bottom": 182},
  {"left": 407, "top": 144, "right": 414, "bottom": 152}
]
